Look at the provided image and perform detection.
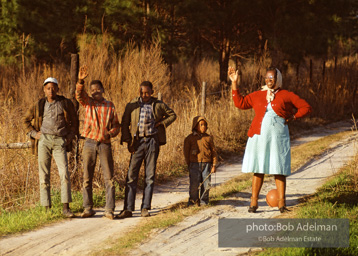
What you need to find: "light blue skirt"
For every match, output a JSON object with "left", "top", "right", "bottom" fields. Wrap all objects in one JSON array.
[{"left": 242, "top": 103, "right": 291, "bottom": 176}]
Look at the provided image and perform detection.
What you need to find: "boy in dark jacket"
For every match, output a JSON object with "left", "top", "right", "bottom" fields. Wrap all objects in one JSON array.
[{"left": 184, "top": 116, "right": 218, "bottom": 206}]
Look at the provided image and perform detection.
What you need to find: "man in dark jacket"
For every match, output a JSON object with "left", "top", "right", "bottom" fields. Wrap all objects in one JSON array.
[
  {"left": 117, "top": 81, "right": 176, "bottom": 218},
  {"left": 23, "top": 77, "right": 78, "bottom": 217}
]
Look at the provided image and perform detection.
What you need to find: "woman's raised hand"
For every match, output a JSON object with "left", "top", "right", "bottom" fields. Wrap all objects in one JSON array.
[{"left": 228, "top": 66, "right": 238, "bottom": 83}]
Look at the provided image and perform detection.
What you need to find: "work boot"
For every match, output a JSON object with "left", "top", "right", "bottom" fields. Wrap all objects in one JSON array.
[
  {"left": 62, "top": 203, "right": 74, "bottom": 218},
  {"left": 104, "top": 211, "right": 114, "bottom": 220},
  {"left": 116, "top": 210, "right": 132, "bottom": 219},
  {"left": 81, "top": 208, "right": 96, "bottom": 218},
  {"left": 141, "top": 208, "right": 150, "bottom": 217},
  {"left": 63, "top": 208, "right": 75, "bottom": 218},
  {"left": 187, "top": 200, "right": 195, "bottom": 207}
]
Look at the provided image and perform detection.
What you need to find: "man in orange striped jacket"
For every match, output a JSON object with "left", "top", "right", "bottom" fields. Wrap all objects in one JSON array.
[{"left": 76, "top": 66, "right": 120, "bottom": 220}]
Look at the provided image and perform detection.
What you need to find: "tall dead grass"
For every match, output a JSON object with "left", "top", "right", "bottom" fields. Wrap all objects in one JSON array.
[{"left": 1, "top": 34, "right": 357, "bottom": 211}]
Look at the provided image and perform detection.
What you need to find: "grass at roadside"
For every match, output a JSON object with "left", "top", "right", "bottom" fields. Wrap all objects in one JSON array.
[
  {"left": 1, "top": 191, "right": 78, "bottom": 236},
  {"left": 0, "top": 190, "right": 103, "bottom": 236},
  {"left": 256, "top": 153, "right": 358, "bottom": 256}
]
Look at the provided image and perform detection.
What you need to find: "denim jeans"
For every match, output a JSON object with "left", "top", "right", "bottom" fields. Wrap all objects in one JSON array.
[
  {"left": 188, "top": 162, "right": 212, "bottom": 205},
  {"left": 123, "top": 135, "right": 160, "bottom": 211},
  {"left": 82, "top": 139, "right": 115, "bottom": 212},
  {"left": 38, "top": 134, "right": 72, "bottom": 207}
]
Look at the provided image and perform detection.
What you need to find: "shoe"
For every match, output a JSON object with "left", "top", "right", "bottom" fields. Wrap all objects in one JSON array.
[
  {"left": 104, "top": 211, "right": 114, "bottom": 220},
  {"left": 248, "top": 206, "right": 258, "bottom": 213},
  {"left": 81, "top": 208, "right": 96, "bottom": 218},
  {"left": 248, "top": 197, "right": 258, "bottom": 213},
  {"left": 278, "top": 199, "right": 290, "bottom": 213},
  {"left": 63, "top": 208, "right": 75, "bottom": 218},
  {"left": 116, "top": 210, "right": 132, "bottom": 219},
  {"left": 279, "top": 206, "right": 290, "bottom": 213},
  {"left": 200, "top": 201, "right": 209, "bottom": 206},
  {"left": 141, "top": 208, "right": 150, "bottom": 217}
]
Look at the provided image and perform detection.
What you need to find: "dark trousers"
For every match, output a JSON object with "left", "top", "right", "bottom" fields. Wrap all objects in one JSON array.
[
  {"left": 82, "top": 139, "right": 115, "bottom": 212},
  {"left": 123, "top": 135, "right": 160, "bottom": 211},
  {"left": 188, "top": 162, "right": 212, "bottom": 205}
]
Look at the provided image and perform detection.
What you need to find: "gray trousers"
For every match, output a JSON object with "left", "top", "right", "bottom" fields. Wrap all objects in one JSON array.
[
  {"left": 82, "top": 139, "right": 115, "bottom": 212},
  {"left": 38, "top": 134, "right": 72, "bottom": 207}
]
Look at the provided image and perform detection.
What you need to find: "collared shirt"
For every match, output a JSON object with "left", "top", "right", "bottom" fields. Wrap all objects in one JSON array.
[
  {"left": 76, "top": 84, "right": 120, "bottom": 143},
  {"left": 40, "top": 99, "right": 67, "bottom": 137},
  {"left": 138, "top": 98, "right": 157, "bottom": 137}
]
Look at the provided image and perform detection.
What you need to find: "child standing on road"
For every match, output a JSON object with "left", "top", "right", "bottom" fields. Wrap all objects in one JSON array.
[
  {"left": 184, "top": 116, "right": 218, "bottom": 206},
  {"left": 76, "top": 66, "right": 120, "bottom": 220}
]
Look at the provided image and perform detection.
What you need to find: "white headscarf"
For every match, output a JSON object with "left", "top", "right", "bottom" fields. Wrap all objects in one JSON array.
[{"left": 261, "top": 68, "right": 282, "bottom": 103}]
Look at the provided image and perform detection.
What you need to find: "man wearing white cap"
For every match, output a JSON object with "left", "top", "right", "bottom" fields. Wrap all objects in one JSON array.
[{"left": 23, "top": 77, "right": 78, "bottom": 217}]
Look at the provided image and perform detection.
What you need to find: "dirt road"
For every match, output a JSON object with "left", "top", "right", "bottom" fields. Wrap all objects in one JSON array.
[{"left": 0, "top": 120, "right": 355, "bottom": 256}]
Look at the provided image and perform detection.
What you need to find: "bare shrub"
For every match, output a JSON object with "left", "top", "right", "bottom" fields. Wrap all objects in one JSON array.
[
  {"left": 195, "top": 58, "right": 220, "bottom": 93},
  {"left": 119, "top": 41, "right": 171, "bottom": 103}
]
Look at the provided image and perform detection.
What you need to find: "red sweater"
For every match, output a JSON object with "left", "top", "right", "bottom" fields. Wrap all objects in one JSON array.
[{"left": 232, "top": 88, "right": 312, "bottom": 137}]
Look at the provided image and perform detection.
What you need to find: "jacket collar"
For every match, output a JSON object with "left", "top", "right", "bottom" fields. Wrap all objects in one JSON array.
[
  {"left": 131, "top": 96, "right": 158, "bottom": 104},
  {"left": 139, "top": 97, "right": 153, "bottom": 104},
  {"left": 193, "top": 131, "right": 208, "bottom": 137},
  {"left": 39, "top": 95, "right": 66, "bottom": 116}
]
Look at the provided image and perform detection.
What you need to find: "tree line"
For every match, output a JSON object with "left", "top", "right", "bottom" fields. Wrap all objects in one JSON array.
[{"left": 1, "top": 0, "right": 357, "bottom": 84}]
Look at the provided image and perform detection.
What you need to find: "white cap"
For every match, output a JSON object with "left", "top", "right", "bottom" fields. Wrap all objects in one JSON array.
[{"left": 43, "top": 77, "right": 58, "bottom": 86}]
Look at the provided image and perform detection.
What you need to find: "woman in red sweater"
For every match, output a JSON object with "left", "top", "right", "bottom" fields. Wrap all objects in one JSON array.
[{"left": 228, "top": 66, "right": 311, "bottom": 213}]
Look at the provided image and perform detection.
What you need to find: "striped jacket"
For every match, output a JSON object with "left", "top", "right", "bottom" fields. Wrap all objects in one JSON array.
[{"left": 76, "top": 84, "right": 120, "bottom": 143}]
